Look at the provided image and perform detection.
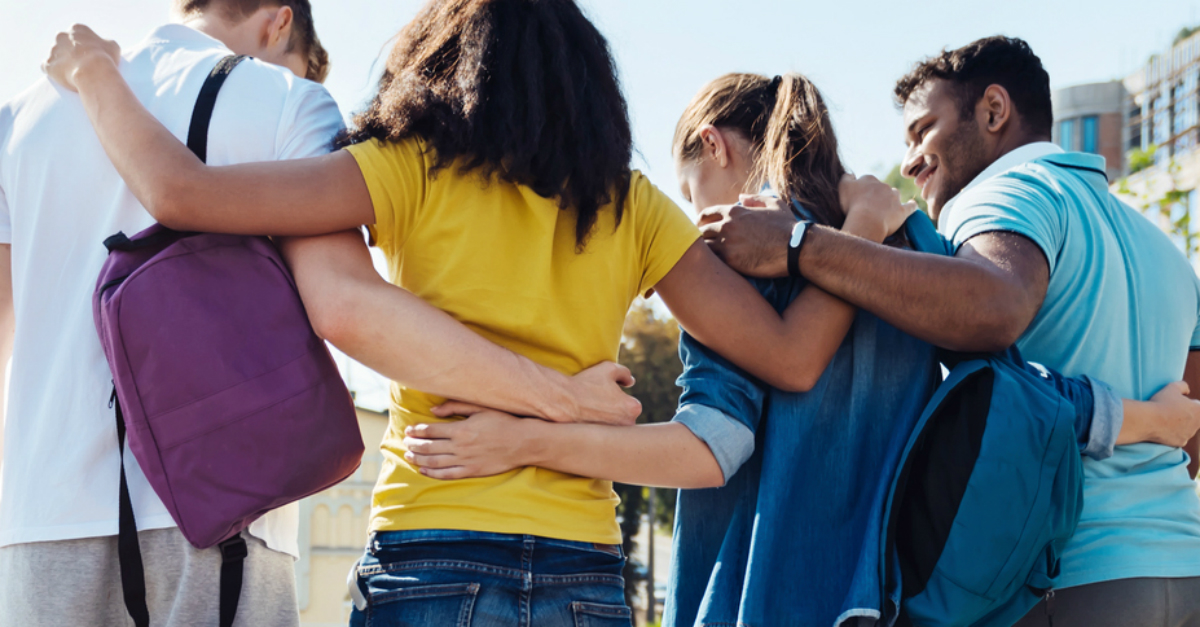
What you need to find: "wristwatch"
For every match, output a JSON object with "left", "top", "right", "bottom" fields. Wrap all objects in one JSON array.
[{"left": 787, "top": 220, "right": 812, "bottom": 278}]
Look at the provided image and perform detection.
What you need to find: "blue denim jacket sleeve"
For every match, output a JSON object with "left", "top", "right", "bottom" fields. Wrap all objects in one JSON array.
[
  {"left": 1022, "top": 361, "right": 1123, "bottom": 460},
  {"left": 673, "top": 330, "right": 768, "bottom": 483}
]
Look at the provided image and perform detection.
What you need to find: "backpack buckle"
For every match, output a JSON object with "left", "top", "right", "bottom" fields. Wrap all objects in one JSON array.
[{"left": 218, "top": 536, "right": 248, "bottom": 561}]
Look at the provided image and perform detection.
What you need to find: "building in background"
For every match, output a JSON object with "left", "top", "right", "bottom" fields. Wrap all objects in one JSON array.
[
  {"left": 1115, "top": 28, "right": 1200, "bottom": 265},
  {"left": 1052, "top": 81, "right": 1127, "bottom": 180},
  {"left": 295, "top": 406, "right": 387, "bottom": 627}
]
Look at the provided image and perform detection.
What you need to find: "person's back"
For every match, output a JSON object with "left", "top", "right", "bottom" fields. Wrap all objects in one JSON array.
[
  {"left": 945, "top": 150, "right": 1200, "bottom": 589},
  {"left": 0, "top": 6, "right": 341, "bottom": 626}
]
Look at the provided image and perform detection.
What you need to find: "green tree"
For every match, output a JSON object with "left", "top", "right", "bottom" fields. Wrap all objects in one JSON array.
[
  {"left": 883, "top": 164, "right": 928, "bottom": 213},
  {"left": 1128, "top": 145, "right": 1157, "bottom": 175},
  {"left": 613, "top": 299, "right": 684, "bottom": 609},
  {"left": 1117, "top": 157, "right": 1197, "bottom": 259},
  {"left": 1175, "top": 25, "right": 1200, "bottom": 46}
]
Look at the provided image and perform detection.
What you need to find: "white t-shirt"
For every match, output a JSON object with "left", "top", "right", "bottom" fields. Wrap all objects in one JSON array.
[{"left": 0, "top": 24, "right": 344, "bottom": 557}]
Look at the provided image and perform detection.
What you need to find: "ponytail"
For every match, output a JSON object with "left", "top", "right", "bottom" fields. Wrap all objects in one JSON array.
[
  {"left": 756, "top": 74, "right": 846, "bottom": 228},
  {"left": 673, "top": 72, "right": 847, "bottom": 228}
]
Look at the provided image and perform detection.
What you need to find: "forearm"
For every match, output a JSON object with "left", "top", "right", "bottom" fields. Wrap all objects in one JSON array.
[
  {"left": 72, "top": 59, "right": 371, "bottom": 235},
  {"left": 798, "top": 227, "right": 1027, "bottom": 352},
  {"left": 520, "top": 419, "right": 725, "bottom": 489}
]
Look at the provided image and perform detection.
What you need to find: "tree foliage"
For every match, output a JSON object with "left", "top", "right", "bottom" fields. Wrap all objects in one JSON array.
[
  {"left": 612, "top": 299, "right": 685, "bottom": 606},
  {"left": 1128, "top": 145, "right": 1158, "bottom": 175},
  {"left": 1117, "top": 156, "right": 1198, "bottom": 259},
  {"left": 883, "top": 164, "right": 928, "bottom": 213},
  {"left": 1176, "top": 25, "right": 1200, "bottom": 46}
]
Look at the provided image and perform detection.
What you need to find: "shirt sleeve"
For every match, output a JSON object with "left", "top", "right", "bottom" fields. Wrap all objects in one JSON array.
[
  {"left": 944, "top": 168, "right": 1067, "bottom": 276},
  {"left": 1191, "top": 274, "right": 1200, "bottom": 350},
  {"left": 343, "top": 138, "right": 428, "bottom": 256},
  {"left": 275, "top": 81, "right": 345, "bottom": 161},
  {"left": 629, "top": 171, "right": 701, "bottom": 295},
  {"left": 0, "top": 184, "right": 10, "bottom": 245},
  {"left": 672, "top": 330, "right": 766, "bottom": 483},
  {"left": 1022, "top": 361, "right": 1122, "bottom": 460}
]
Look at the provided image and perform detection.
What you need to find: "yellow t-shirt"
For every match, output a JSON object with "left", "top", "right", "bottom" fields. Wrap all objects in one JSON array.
[{"left": 344, "top": 137, "right": 700, "bottom": 544}]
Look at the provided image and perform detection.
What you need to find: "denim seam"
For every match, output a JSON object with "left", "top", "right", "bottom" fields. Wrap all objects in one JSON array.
[
  {"left": 368, "top": 582, "right": 480, "bottom": 606},
  {"left": 359, "top": 559, "right": 525, "bottom": 580},
  {"left": 533, "top": 573, "right": 625, "bottom": 586}
]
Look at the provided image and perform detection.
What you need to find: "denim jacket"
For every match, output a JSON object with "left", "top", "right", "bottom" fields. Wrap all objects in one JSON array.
[{"left": 664, "top": 230, "right": 1123, "bottom": 627}]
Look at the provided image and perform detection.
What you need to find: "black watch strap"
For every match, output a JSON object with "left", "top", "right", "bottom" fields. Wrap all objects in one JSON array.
[{"left": 787, "top": 221, "right": 810, "bottom": 278}]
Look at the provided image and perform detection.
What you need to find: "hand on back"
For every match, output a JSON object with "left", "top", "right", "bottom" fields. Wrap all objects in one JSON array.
[
  {"left": 568, "top": 362, "right": 641, "bottom": 426},
  {"left": 43, "top": 24, "right": 121, "bottom": 93},
  {"left": 838, "top": 174, "right": 919, "bottom": 244},
  {"left": 697, "top": 196, "right": 795, "bottom": 278},
  {"left": 1138, "top": 382, "right": 1200, "bottom": 448}
]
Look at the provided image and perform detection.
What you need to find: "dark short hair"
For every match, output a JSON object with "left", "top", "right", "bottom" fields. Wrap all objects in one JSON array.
[
  {"left": 894, "top": 36, "right": 1052, "bottom": 137},
  {"left": 339, "top": 0, "right": 633, "bottom": 249},
  {"left": 177, "top": 0, "right": 328, "bottom": 82}
]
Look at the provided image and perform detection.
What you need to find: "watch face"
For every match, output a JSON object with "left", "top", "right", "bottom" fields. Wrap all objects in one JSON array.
[{"left": 790, "top": 221, "right": 807, "bottom": 248}]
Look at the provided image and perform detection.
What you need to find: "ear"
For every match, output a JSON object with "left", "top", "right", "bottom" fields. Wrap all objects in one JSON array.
[
  {"left": 263, "top": 5, "right": 295, "bottom": 49},
  {"left": 978, "top": 84, "right": 1013, "bottom": 135},
  {"left": 697, "top": 124, "right": 733, "bottom": 168}
]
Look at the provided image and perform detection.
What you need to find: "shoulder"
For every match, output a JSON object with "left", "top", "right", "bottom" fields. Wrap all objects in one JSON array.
[{"left": 343, "top": 136, "right": 428, "bottom": 170}]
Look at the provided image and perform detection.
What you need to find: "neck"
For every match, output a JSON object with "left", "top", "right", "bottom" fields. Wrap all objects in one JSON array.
[
  {"left": 990, "top": 130, "right": 1051, "bottom": 163},
  {"left": 179, "top": 13, "right": 230, "bottom": 41}
]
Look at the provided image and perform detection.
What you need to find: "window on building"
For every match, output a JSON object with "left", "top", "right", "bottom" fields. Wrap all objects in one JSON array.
[
  {"left": 1059, "top": 118, "right": 1076, "bottom": 151},
  {"left": 1082, "top": 116, "right": 1099, "bottom": 154}
]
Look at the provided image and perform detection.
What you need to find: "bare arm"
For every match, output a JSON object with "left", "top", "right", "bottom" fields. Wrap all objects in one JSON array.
[
  {"left": 402, "top": 405, "right": 725, "bottom": 489},
  {"left": 46, "top": 26, "right": 374, "bottom": 236},
  {"left": 1185, "top": 352, "right": 1200, "bottom": 478},
  {"left": 0, "top": 246, "right": 12, "bottom": 467},
  {"left": 279, "top": 231, "right": 641, "bottom": 425},
  {"left": 652, "top": 206, "right": 901, "bottom": 393}
]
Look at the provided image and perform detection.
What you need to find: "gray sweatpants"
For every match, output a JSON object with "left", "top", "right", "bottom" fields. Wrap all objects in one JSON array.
[
  {"left": 1013, "top": 577, "right": 1200, "bottom": 627},
  {"left": 0, "top": 527, "right": 299, "bottom": 627}
]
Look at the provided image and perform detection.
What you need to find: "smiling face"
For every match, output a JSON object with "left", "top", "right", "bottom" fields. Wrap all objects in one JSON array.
[{"left": 900, "top": 79, "right": 991, "bottom": 219}]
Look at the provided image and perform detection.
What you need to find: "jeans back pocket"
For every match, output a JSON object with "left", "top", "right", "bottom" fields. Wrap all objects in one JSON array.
[
  {"left": 367, "top": 582, "right": 480, "bottom": 627},
  {"left": 571, "top": 601, "right": 633, "bottom": 627}
]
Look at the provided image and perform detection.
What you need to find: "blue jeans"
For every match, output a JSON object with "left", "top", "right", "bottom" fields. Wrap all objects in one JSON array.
[{"left": 349, "top": 530, "right": 631, "bottom": 627}]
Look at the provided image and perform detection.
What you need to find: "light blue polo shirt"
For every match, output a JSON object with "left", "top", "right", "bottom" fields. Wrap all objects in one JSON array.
[{"left": 941, "top": 143, "right": 1200, "bottom": 589}]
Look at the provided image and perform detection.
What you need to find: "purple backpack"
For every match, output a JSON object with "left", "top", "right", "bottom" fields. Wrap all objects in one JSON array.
[{"left": 92, "top": 56, "right": 364, "bottom": 627}]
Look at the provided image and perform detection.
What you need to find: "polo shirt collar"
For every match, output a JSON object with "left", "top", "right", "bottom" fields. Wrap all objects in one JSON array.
[{"left": 937, "top": 141, "right": 1064, "bottom": 232}]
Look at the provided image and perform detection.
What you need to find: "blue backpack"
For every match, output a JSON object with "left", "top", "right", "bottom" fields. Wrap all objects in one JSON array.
[{"left": 885, "top": 213, "right": 1085, "bottom": 627}]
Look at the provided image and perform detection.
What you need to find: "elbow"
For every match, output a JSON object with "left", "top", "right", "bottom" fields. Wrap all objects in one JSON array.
[
  {"left": 764, "top": 357, "right": 822, "bottom": 394},
  {"left": 142, "top": 180, "right": 192, "bottom": 229},
  {"left": 773, "top": 371, "right": 819, "bottom": 394},
  {"left": 941, "top": 301, "right": 1028, "bottom": 353},
  {"left": 305, "top": 290, "right": 360, "bottom": 347},
  {"left": 689, "top": 465, "right": 728, "bottom": 490}
]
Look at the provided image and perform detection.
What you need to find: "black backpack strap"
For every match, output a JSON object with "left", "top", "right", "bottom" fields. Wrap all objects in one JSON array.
[
  {"left": 113, "top": 390, "right": 151, "bottom": 627},
  {"left": 115, "top": 54, "right": 248, "bottom": 627},
  {"left": 219, "top": 535, "right": 249, "bottom": 627},
  {"left": 186, "top": 55, "right": 248, "bottom": 164}
]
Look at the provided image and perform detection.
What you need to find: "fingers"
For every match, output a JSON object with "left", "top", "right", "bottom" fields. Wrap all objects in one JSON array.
[
  {"left": 402, "top": 436, "right": 454, "bottom": 456},
  {"left": 430, "top": 401, "right": 487, "bottom": 417},
  {"left": 606, "top": 362, "right": 635, "bottom": 388},
  {"left": 404, "top": 451, "right": 458, "bottom": 469},
  {"left": 405, "top": 422, "right": 456, "bottom": 440},
  {"left": 1166, "top": 381, "right": 1191, "bottom": 397},
  {"left": 421, "top": 466, "right": 472, "bottom": 480}
]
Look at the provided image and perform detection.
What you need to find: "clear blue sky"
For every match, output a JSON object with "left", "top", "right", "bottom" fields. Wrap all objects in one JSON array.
[
  {"left": 4, "top": 0, "right": 1198, "bottom": 190},
  {"left": 2, "top": 0, "right": 1198, "bottom": 406}
]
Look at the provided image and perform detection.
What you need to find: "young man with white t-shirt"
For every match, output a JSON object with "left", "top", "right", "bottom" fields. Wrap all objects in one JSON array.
[{"left": 0, "top": 2, "right": 339, "bottom": 625}]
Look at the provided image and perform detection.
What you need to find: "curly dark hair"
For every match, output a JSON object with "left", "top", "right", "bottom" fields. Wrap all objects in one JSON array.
[
  {"left": 338, "top": 0, "right": 633, "bottom": 248},
  {"left": 894, "top": 36, "right": 1052, "bottom": 137}
]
